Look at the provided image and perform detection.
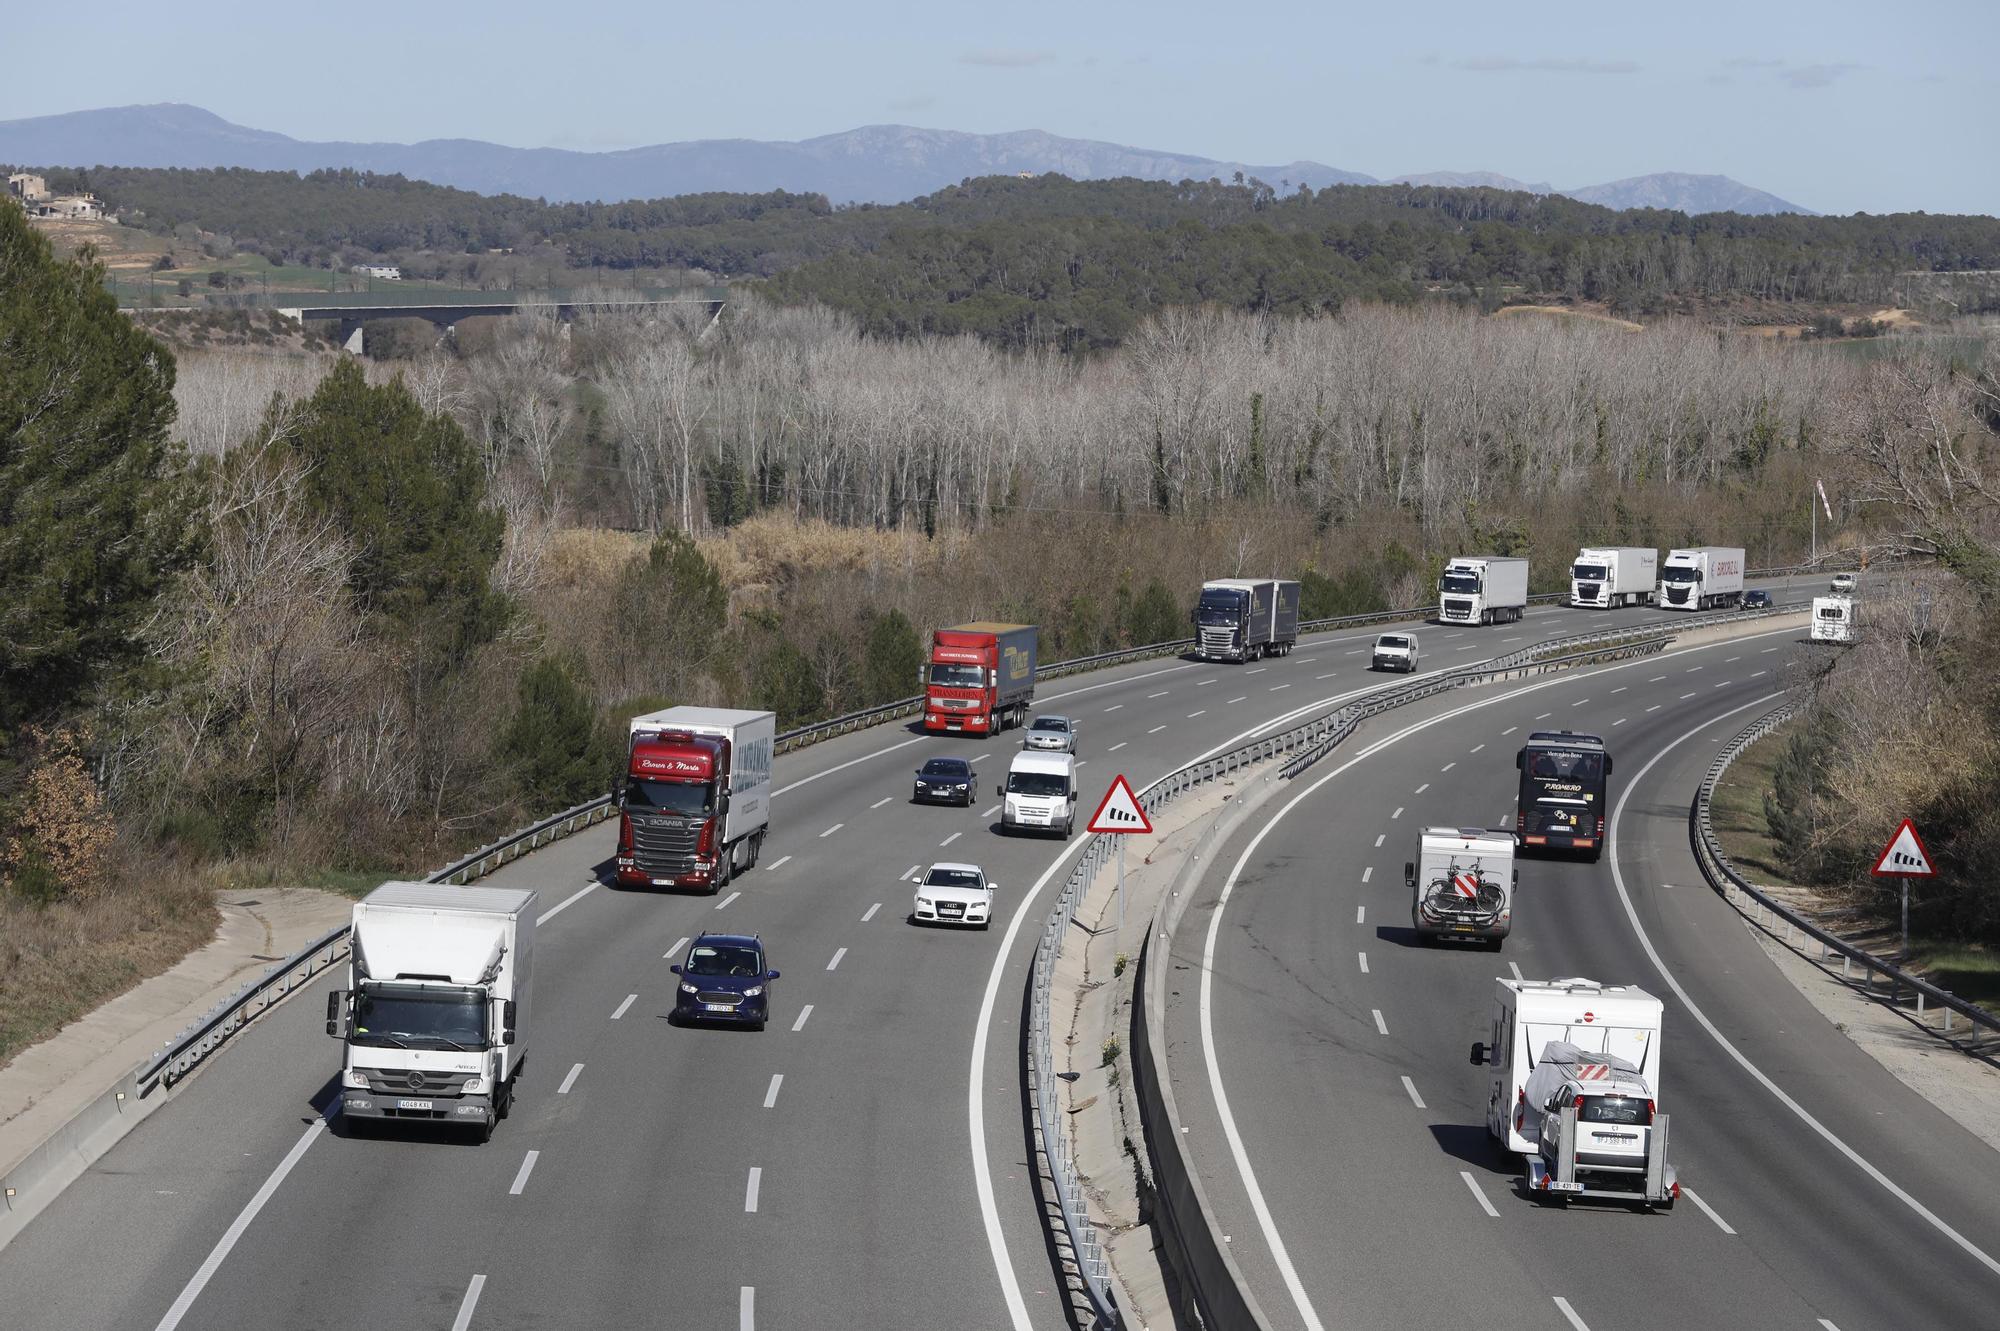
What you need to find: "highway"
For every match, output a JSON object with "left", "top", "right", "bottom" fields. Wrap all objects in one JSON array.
[
  {"left": 1159, "top": 625, "right": 2000, "bottom": 1331},
  {"left": 0, "top": 581, "right": 1828, "bottom": 1330}
]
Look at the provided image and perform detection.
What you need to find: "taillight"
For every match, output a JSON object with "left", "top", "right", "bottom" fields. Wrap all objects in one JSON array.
[
  {"left": 697, "top": 819, "right": 716, "bottom": 856},
  {"left": 1572, "top": 1094, "right": 1586, "bottom": 1110},
  {"left": 617, "top": 813, "right": 632, "bottom": 854},
  {"left": 1597, "top": 816, "right": 1606, "bottom": 838}
]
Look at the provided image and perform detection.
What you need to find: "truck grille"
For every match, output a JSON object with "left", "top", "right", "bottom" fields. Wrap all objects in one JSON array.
[
  {"left": 363, "top": 1070, "right": 476, "bottom": 1096},
  {"left": 1574, "top": 584, "right": 1601, "bottom": 602},
  {"left": 1200, "top": 627, "right": 1237, "bottom": 656},
  {"left": 1664, "top": 586, "right": 1691, "bottom": 605},
  {"left": 632, "top": 815, "right": 698, "bottom": 875},
  {"left": 935, "top": 698, "right": 979, "bottom": 711},
  {"left": 1442, "top": 597, "right": 1474, "bottom": 619}
]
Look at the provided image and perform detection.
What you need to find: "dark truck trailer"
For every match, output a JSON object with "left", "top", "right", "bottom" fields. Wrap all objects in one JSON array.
[
  {"left": 923, "top": 622, "right": 1038, "bottom": 735},
  {"left": 1193, "top": 579, "right": 1301, "bottom": 663}
]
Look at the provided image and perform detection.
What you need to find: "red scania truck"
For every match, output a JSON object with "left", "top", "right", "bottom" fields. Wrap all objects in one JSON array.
[
  {"left": 922, "top": 622, "right": 1038, "bottom": 736},
  {"left": 614, "top": 707, "right": 775, "bottom": 892}
]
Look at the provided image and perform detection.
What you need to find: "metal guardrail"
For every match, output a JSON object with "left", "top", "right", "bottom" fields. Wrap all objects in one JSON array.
[{"left": 1692, "top": 701, "right": 1999, "bottom": 1040}]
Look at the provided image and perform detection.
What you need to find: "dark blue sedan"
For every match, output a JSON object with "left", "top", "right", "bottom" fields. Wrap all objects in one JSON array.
[
  {"left": 913, "top": 756, "right": 976, "bottom": 806},
  {"left": 671, "top": 934, "right": 779, "bottom": 1030}
]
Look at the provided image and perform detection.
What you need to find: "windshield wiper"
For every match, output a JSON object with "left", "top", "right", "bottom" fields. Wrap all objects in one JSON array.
[
  {"left": 356, "top": 1032, "right": 411, "bottom": 1049},
  {"left": 416, "top": 1036, "right": 476, "bottom": 1051}
]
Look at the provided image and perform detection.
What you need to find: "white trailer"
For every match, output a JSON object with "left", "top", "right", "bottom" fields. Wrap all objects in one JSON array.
[
  {"left": 1405, "top": 826, "right": 1515, "bottom": 945},
  {"left": 330, "top": 883, "right": 537, "bottom": 1140},
  {"left": 1657, "top": 546, "right": 1745, "bottom": 612},
  {"left": 1811, "top": 595, "right": 1858, "bottom": 644},
  {"left": 1569, "top": 547, "right": 1657, "bottom": 609},
  {"left": 1438, "top": 556, "right": 1530, "bottom": 626}
]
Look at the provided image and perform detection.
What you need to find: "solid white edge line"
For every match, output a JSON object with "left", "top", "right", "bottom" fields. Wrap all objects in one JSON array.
[
  {"left": 557, "top": 1062, "right": 584, "bottom": 1095},
  {"left": 1459, "top": 1169, "right": 1500, "bottom": 1218},
  {"left": 826, "top": 947, "right": 846, "bottom": 971},
  {"left": 764, "top": 1074, "right": 783, "bottom": 1108},
  {"left": 151, "top": 1120, "right": 326, "bottom": 1331},
  {"left": 740, "top": 1285, "right": 755, "bottom": 1331},
  {"left": 745, "top": 1166, "right": 762, "bottom": 1212},
  {"left": 535, "top": 882, "right": 596, "bottom": 927},
  {"left": 1553, "top": 1295, "right": 1592, "bottom": 1331},
  {"left": 1608, "top": 698, "right": 2000, "bottom": 1280},
  {"left": 451, "top": 1274, "right": 487, "bottom": 1331},
  {"left": 508, "top": 1150, "right": 539, "bottom": 1196},
  {"left": 791, "top": 1004, "right": 813, "bottom": 1032},
  {"left": 1680, "top": 1185, "right": 1736, "bottom": 1235},
  {"left": 610, "top": 994, "right": 636, "bottom": 1020}
]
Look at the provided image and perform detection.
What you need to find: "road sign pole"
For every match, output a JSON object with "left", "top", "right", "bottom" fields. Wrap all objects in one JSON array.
[
  {"left": 1117, "top": 836, "right": 1126, "bottom": 936},
  {"left": 1901, "top": 876, "right": 1910, "bottom": 964}
]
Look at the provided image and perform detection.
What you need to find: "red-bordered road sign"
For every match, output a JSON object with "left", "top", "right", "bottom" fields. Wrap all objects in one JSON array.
[
  {"left": 1087, "top": 775, "right": 1154, "bottom": 834},
  {"left": 1871, "top": 819, "right": 1935, "bottom": 877}
]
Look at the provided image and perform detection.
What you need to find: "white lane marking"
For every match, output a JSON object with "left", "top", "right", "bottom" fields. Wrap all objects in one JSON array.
[
  {"left": 741, "top": 1287, "right": 756, "bottom": 1331},
  {"left": 1358, "top": 952, "right": 1370, "bottom": 973},
  {"left": 764, "top": 855, "right": 792, "bottom": 872},
  {"left": 1613, "top": 717, "right": 1626, "bottom": 726},
  {"left": 1508, "top": 961, "right": 1524, "bottom": 982},
  {"left": 1440, "top": 762, "right": 1456, "bottom": 772},
  {"left": 611, "top": 994, "right": 637, "bottom": 1020},
  {"left": 1750, "top": 670, "right": 1766, "bottom": 678},
  {"left": 1554, "top": 1296, "right": 1591, "bottom": 1331},
  {"left": 972, "top": 811, "right": 1093, "bottom": 1330},
  {"left": 1188, "top": 710, "right": 1207, "bottom": 718},
  {"left": 1456, "top": 645, "right": 1478, "bottom": 652},
  {"left": 819, "top": 823, "right": 844, "bottom": 838},
  {"left": 664, "top": 936, "right": 689, "bottom": 960},
  {"left": 1356, "top": 905, "right": 1367, "bottom": 924},
  {"left": 151, "top": 1121, "right": 325, "bottom": 1331},
  {"left": 715, "top": 891, "right": 741, "bottom": 910},
  {"left": 1609, "top": 700, "right": 2000, "bottom": 1281},
  {"left": 1270, "top": 683, "right": 1291, "bottom": 691},
  {"left": 1686, "top": 665, "right": 1704, "bottom": 673},
  {"left": 1502, "top": 726, "right": 1517, "bottom": 736},
  {"left": 1534, "top": 712, "right": 1552, "bottom": 720},
  {"left": 1199, "top": 677, "right": 1220, "bottom": 685},
  {"left": 1727, "top": 656, "right": 1742, "bottom": 663},
  {"left": 1762, "top": 646, "right": 1781, "bottom": 653},
  {"left": 1245, "top": 668, "right": 1267, "bottom": 676},
  {"left": 1679, "top": 691, "right": 1698, "bottom": 700},
  {"left": 773, "top": 735, "right": 924, "bottom": 798},
  {"left": 1362, "top": 866, "right": 1373, "bottom": 883},
  {"left": 1296, "top": 657, "right": 1318, "bottom": 664},
  {"left": 1502, "top": 636, "right": 1522, "bottom": 642},
  {"left": 1228, "top": 696, "right": 1249, "bottom": 704},
  {"left": 1317, "top": 672, "right": 1338, "bottom": 680},
  {"left": 1149, "top": 725, "right": 1168, "bottom": 734},
  {"left": 1460, "top": 1170, "right": 1500, "bottom": 1218},
  {"left": 1372, "top": 1009, "right": 1388, "bottom": 1036},
  {"left": 1572, "top": 697, "right": 1590, "bottom": 706},
  {"left": 1400, "top": 1076, "right": 1426, "bottom": 1110},
  {"left": 745, "top": 1166, "right": 762, "bottom": 1212},
  {"left": 1075, "top": 761, "right": 1088, "bottom": 768},
  {"left": 871, "top": 796, "right": 893, "bottom": 809},
  {"left": 1646, "top": 705, "right": 1661, "bottom": 713},
  {"left": 1681, "top": 1186, "right": 1735, "bottom": 1234},
  {"left": 1714, "top": 681, "right": 1731, "bottom": 688},
  {"left": 451, "top": 1275, "right": 487, "bottom": 1331},
  {"left": 1107, "top": 742, "right": 1128, "bottom": 753},
  {"left": 764, "top": 1075, "right": 783, "bottom": 1109},
  {"left": 862, "top": 902, "right": 881, "bottom": 922},
  {"left": 1149, "top": 690, "right": 1172, "bottom": 698},
  {"left": 1413, "top": 783, "right": 1429, "bottom": 794},
  {"left": 1346, "top": 648, "right": 1364, "bottom": 655},
  {"left": 827, "top": 947, "right": 847, "bottom": 971},
  {"left": 904, "top": 864, "right": 922, "bottom": 880},
  {"left": 1611, "top": 686, "right": 1628, "bottom": 695},
  {"left": 1374, "top": 834, "right": 1385, "bottom": 847},
  {"left": 792, "top": 1004, "right": 813, "bottom": 1033},
  {"left": 1818, "top": 1321, "right": 1842, "bottom": 1331},
  {"left": 941, "top": 831, "right": 963, "bottom": 847},
  {"left": 536, "top": 882, "right": 597, "bottom": 927},
  {"left": 1648, "top": 675, "right": 1667, "bottom": 683},
  {"left": 558, "top": 1063, "right": 584, "bottom": 1094},
  {"left": 1391, "top": 806, "right": 1404, "bottom": 819},
  {"left": 971, "top": 754, "right": 989, "bottom": 764},
  {"left": 983, "top": 802, "right": 1001, "bottom": 816},
  {"left": 1470, "top": 743, "right": 1485, "bottom": 753},
  {"left": 509, "top": 1150, "right": 540, "bottom": 1196},
  {"left": 1104, "top": 704, "right": 1125, "bottom": 713}
]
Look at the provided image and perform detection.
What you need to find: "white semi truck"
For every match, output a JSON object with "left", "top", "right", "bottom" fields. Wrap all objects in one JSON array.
[
  {"left": 1470, "top": 977, "right": 1677, "bottom": 1209},
  {"left": 329, "top": 883, "right": 537, "bottom": 1140},
  {"left": 1569, "top": 547, "right": 1657, "bottom": 609},
  {"left": 1658, "top": 546, "right": 1745, "bottom": 612},
  {"left": 1438, "top": 556, "right": 1529, "bottom": 626},
  {"left": 1405, "top": 826, "right": 1515, "bottom": 946}
]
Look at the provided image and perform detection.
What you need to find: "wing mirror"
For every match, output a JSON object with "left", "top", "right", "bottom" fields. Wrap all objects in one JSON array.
[
  {"left": 766, "top": 969, "right": 782, "bottom": 980},
  {"left": 325, "top": 989, "right": 348, "bottom": 1038},
  {"left": 1469, "top": 1041, "right": 1489, "bottom": 1066},
  {"left": 502, "top": 1000, "right": 517, "bottom": 1046},
  {"left": 669, "top": 963, "right": 684, "bottom": 975}
]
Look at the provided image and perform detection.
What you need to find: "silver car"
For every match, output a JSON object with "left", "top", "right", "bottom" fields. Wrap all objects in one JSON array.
[{"left": 1022, "top": 715, "right": 1078, "bottom": 753}]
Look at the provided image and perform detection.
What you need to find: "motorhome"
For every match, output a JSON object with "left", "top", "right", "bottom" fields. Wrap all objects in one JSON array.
[{"left": 1405, "top": 827, "right": 1515, "bottom": 945}]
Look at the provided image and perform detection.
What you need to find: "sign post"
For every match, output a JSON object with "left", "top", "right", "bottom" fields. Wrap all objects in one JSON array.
[
  {"left": 1870, "top": 819, "right": 1935, "bottom": 963},
  {"left": 1087, "top": 775, "right": 1154, "bottom": 936}
]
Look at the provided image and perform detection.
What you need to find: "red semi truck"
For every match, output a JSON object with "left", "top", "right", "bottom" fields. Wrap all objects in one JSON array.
[
  {"left": 922, "top": 622, "right": 1038, "bottom": 736},
  {"left": 614, "top": 707, "right": 775, "bottom": 892}
]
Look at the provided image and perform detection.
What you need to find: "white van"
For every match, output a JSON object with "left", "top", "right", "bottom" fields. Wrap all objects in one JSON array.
[
  {"left": 1372, "top": 632, "right": 1420, "bottom": 672},
  {"left": 997, "top": 751, "right": 1078, "bottom": 838}
]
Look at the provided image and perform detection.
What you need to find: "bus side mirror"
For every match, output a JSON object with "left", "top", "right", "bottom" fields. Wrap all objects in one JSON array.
[
  {"left": 502, "top": 1000, "right": 517, "bottom": 1043},
  {"left": 325, "top": 989, "right": 347, "bottom": 1038},
  {"left": 1514, "top": 752, "right": 1524, "bottom": 770},
  {"left": 1403, "top": 861, "right": 1416, "bottom": 888},
  {"left": 1604, "top": 756, "right": 1614, "bottom": 775},
  {"left": 1470, "top": 1041, "right": 1488, "bottom": 1066}
]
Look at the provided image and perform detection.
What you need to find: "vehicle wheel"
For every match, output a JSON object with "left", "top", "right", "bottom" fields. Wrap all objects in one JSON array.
[
  {"left": 477, "top": 1116, "right": 494, "bottom": 1145},
  {"left": 496, "top": 1079, "right": 513, "bottom": 1121}
]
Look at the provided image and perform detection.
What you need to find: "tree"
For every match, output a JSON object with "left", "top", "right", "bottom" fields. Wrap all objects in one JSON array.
[
  {"left": 604, "top": 533, "right": 730, "bottom": 702},
  {"left": 1125, "top": 579, "right": 1184, "bottom": 646},
  {"left": 753, "top": 638, "right": 823, "bottom": 728},
  {"left": 500, "top": 654, "right": 613, "bottom": 813},
  {"left": 860, "top": 609, "right": 923, "bottom": 705},
  {"left": 0, "top": 203, "right": 199, "bottom": 728}
]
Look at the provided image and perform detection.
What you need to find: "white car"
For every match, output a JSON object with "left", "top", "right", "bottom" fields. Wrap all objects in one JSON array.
[
  {"left": 1372, "top": 632, "right": 1420, "bottom": 673},
  {"left": 1023, "top": 715, "right": 1078, "bottom": 753},
  {"left": 1830, "top": 572, "right": 1858, "bottom": 595},
  {"left": 912, "top": 862, "right": 993, "bottom": 928}
]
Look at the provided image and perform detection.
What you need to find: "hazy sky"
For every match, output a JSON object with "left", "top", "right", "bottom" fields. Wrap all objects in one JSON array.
[{"left": 5, "top": 0, "right": 1992, "bottom": 215}]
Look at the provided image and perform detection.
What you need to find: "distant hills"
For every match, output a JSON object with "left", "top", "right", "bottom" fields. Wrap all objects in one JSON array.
[{"left": 0, "top": 103, "right": 1815, "bottom": 216}]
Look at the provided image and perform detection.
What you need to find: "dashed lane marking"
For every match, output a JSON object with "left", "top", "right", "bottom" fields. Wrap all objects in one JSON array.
[
  {"left": 451, "top": 1276, "right": 487, "bottom": 1331},
  {"left": 610, "top": 994, "right": 636, "bottom": 1020},
  {"left": 508, "top": 1150, "right": 539, "bottom": 1196},
  {"left": 715, "top": 891, "right": 741, "bottom": 910},
  {"left": 1682, "top": 1186, "right": 1735, "bottom": 1234},
  {"left": 1401, "top": 1076, "right": 1426, "bottom": 1110},
  {"left": 558, "top": 1063, "right": 584, "bottom": 1095},
  {"left": 664, "top": 936, "right": 689, "bottom": 960},
  {"left": 745, "top": 1167, "right": 762, "bottom": 1213},
  {"left": 827, "top": 947, "right": 847, "bottom": 971},
  {"left": 1358, "top": 952, "right": 1370, "bottom": 974},
  {"left": 763, "top": 855, "right": 792, "bottom": 872},
  {"left": 791, "top": 1005, "right": 813, "bottom": 1033},
  {"left": 764, "top": 1075, "right": 784, "bottom": 1109},
  {"left": 1372, "top": 1009, "right": 1388, "bottom": 1036},
  {"left": 862, "top": 903, "right": 881, "bottom": 922},
  {"left": 1553, "top": 1297, "right": 1591, "bottom": 1331},
  {"left": 1460, "top": 1170, "right": 1500, "bottom": 1218},
  {"left": 819, "top": 823, "right": 844, "bottom": 838}
]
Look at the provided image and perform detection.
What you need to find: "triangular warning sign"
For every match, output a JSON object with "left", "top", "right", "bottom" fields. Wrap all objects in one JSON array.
[
  {"left": 1871, "top": 819, "right": 1935, "bottom": 877},
  {"left": 1087, "top": 775, "right": 1154, "bottom": 835}
]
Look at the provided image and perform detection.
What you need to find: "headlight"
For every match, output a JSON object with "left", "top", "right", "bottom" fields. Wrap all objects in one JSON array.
[
  {"left": 955, "top": 783, "right": 967, "bottom": 790},
  {"left": 343, "top": 1068, "right": 369, "bottom": 1089},
  {"left": 462, "top": 1077, "right": 487, "bottom": 1095},
  {"left": 679, "top": 982, "right": 698, "bottom": 994},
  {"left": 743, "top": 985, "right": 764, "bottom": 998},
  {"left": 915, "top": 897, "right": 933, "bottom": 909}
]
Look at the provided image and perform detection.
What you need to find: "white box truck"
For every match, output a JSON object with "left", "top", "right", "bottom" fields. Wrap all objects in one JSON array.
[
  {"left": 1569, "top": 547, "right": 1657, "bottom": 609},
  {"left": 1438, "top": 556, "right": 1529, "bottom": 626},
  {"left": 615, "top": 707, "right": 776, "bottom": 891},
  {"left": 1811, "top": 595, "right": 1858, "bottom": 643},
  {"left": 1657, "top": 546, "right": 1745, "bottom": 612},
  {"left": 1405, "top": 826, "right": 1515, "bottom": 945},
  {"left": 329, "top": 883, "right": 537, "bottom": 1140}
]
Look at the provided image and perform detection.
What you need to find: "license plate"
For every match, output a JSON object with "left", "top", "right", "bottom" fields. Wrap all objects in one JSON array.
[
  {"left": 396, "top": 1099, "right": 434, "bottom": 1111},
  {"left": 1452, "top": 925, "right": 1477, "bottom": 933},
  {"left": 1548, "top": 1180, "right": 1584, "bottom": 1193},
  {"left": 705, "top": 1003, "right": 735, "bottom": 1013}
]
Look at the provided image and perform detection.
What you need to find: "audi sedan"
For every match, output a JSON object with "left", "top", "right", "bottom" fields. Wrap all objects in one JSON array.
[
  {"left": 670, "top": 934, "right": 780, "bottom": 1030},
  {"left": 911, "top": 863, "right": 994, "bottom": 928},
  {"left": 1023, "top": 715, "right": 1078, "bottom": 753},
  {"left": 913, "top": 756, "right": 976, "bottom": 806}
]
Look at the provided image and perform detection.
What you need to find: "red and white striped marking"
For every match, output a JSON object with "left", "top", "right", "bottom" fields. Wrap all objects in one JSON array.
[{"left": 1451, "top": 873, "right": 1480, "bottom": 899}]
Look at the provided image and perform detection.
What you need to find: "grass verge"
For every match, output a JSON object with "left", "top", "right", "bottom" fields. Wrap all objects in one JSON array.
[{"left": 1707, "top": 722, "right": 1805, "bottom": 892}]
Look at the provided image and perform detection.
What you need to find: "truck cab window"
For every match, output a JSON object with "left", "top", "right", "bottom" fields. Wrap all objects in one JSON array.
[
  {"left": 927, "top": 663, "right": 985, "bottom": 688},
  {"left": 625, "top": 778, "right": 713, "bottom": 816}
]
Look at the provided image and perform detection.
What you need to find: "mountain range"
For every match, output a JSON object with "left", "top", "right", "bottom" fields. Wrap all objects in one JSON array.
[{"left": 0, "top": 103, "right": 1815, "bottom": 216}]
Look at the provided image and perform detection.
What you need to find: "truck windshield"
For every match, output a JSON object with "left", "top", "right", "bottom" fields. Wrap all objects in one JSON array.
[
  {"left": 1007, "top": 771, "right": 1067, "bottom": 798},
  {"left": 625, "top": 778, "right": 714, "bottom": 816},
  {"left": 1440, "top": 572, "right": 1480, "bottom": 594},
  {"left": 1571, "top": 564, "right": 1607, "bottom": 582},
  {"left": 928, "top": 663, "right": 985, "bottom": 688},
  {"left": 1196, "top": 589, "right": 1246, "bottom": 625},
  {"left": 1662, "top": 566, "right": 1700, "bottom": 584},
  {"left": 353, "top": 985, "right": 486, "bottom": 1050}
]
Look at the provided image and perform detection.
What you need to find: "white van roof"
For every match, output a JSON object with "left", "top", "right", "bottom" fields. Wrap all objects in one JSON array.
[{"left": 1009, "top": 750, "right": 1075, "bottom": 777}]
